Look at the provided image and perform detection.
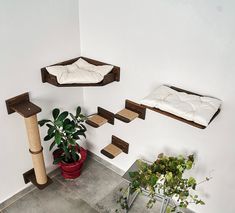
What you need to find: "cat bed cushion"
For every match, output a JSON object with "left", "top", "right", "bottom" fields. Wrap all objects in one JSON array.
[
  {"left": 141, "top": 85, "right": 221, "bottom": 126},
  {"left": 46, "top": 58, "right": 114, "bottom": 84}
]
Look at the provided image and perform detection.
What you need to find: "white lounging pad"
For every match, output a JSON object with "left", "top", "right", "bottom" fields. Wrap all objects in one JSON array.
[{"left": 141, "top": 85, "right": 221, "bottom": 126}]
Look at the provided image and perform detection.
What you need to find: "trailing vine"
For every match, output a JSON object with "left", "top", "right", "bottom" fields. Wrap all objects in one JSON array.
[{"left": 117, "top": 154, "right": 211, "bottom": 212}]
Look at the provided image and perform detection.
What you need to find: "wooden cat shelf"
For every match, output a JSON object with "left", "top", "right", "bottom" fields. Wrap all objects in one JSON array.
[
  {"left": 141, "top": 86, "right": 221, "bottom": 129},
  {"left": 101, "top": 135, "right": 129, "bottom": 159},
  {"left": 86, "top": 107, "right": 115, "bottom": 128},
  {"left": 115, "top": 100, "right": 146, "bottom": 123},
  {"left": 41, "top": 56, "right": 120, "bottom": 87}
]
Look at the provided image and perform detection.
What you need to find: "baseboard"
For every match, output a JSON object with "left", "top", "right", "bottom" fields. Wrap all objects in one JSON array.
[{"left": 87, "top": 150, "right": 125, "bottom": 176}]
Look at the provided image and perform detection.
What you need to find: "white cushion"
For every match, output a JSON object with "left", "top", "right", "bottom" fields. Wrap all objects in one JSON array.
[
  {"left": 75, "top": 58, "right": 114, "bottom": 77},
  {"left": 141, "top": 85, "right": 221, "bottom": 126}
]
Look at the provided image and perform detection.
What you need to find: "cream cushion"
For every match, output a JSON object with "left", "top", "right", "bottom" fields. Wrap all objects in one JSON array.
[{"left": 141, "top": 85, "right": 221, "bottom": 126}]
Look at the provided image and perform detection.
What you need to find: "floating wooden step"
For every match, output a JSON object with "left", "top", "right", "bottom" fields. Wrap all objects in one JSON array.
[
  {"left": 101, "top": 135, "right": 129, "bottom": 159},
  {"left": 115, "top": 100, "right": 146, "bottom": 123},
  {"left": 86, "top": 107, "right": 114, "bottom": 128},
  {"left": 41, "top": 57, "right": 120, "bottom": 87}
]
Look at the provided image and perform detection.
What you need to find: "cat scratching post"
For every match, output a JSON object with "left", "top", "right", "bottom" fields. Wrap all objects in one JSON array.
[{"left": 6, "top": 92, "right": 52, "bottom": 190}]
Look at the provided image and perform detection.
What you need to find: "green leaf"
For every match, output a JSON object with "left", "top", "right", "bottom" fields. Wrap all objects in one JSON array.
[
  {"left": 199, "top": 200, "right": 205, "bottom": 205},
  {"left": 80, "top": 124, "right": 87, "bottom": 131},
  {"left": 76, "top": 106, "right": 81, "bottom": 118},
  {"left": 52, "top": 108, "right": 60, "bottom": 120},
  {"left": 165, "top": 172, "right": 173, "bottom": 182},
  {"left": 57, "top": 111, "right": 68, "bottom": 122},
  {"left": 188, "top": 177, "right": 196, "bottom": 186},
  {"left": 72, "top": 131, "right": 81, "bottom": 140},
  {"left": 49, "top": 141, "right": 56, "bottom": 151},
  {"left": 74, "top": 131, "right": 86, "bottom": 138},
  {"left": 44, "top": 133, "right": 55, "bottom": 141},
  {"left": 71, "top": 146, "right": 78, "bottom": 161},
  {"left": 68, "top": 138, "right": 75, "bottom": 145},
  {"left": 55, "top": 131, "right": 62, "bottom": 145},
  {"left": 53, "top": 156, "right": 63, "bottom": 165},
  {"left": 177, "top": 165, "right": 184, "bottom": 173},
  {"left": 47, "top": 125, "right": 56, "bottom": 136},
  {"left": 129, "top": 171, "right": 139, "bottom": 179},
  {"left": 150, "top": 175, "right": 157, "bottom": 186},
  {"left": 38, "top": 119, "right": 51, "bottom": 127},
  {"left": 63, "top": 118, "right": 71, "bottom": 126},
  {"left": 64, "top": 124, "right": 73, "bottom": 130},
  {"left": 186, "top": 160, "right": 193, "bottom": 170},
  {"left": 54, "top": 120, "right": 63, "bottom": 127}
]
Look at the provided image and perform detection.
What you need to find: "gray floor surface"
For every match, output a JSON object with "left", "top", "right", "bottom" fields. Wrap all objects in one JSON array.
[{"left": 0, "top": 158, "right": 194, "bottom": 213}]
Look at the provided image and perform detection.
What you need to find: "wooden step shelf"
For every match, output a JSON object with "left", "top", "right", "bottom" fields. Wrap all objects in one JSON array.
[
  {"left": 115, "top": 100, "right": 146, "bottom": 123},
  {"left": 101, "top": 135, "right": 129, "bottom": 159},
  {"left": 41, "top": 56, "right": 120, "bottom": 87},
  {"left": 86, "top": 107, "right": 115, "bottom": 128},
  {"left": 6, "top": 92, "right": 41, "bottom": 117}
]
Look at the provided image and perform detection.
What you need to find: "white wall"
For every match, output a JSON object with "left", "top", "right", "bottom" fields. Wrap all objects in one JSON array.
[
  {"left": 79, "top": 0, "right": 235, "bottom": 212},
  {"left": 0, "top": 0, "right": 83, "bottom": 203}
]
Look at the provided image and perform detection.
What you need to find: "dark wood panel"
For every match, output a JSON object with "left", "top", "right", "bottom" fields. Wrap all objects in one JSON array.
[
  {"left": 6, "top": 92, "right": 41, "bottom": 117},
  {"left": 112, "top": 135, "right": 129, "bottom": 154}
]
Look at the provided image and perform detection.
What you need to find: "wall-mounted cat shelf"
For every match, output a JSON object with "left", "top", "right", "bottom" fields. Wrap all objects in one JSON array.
[
  {"left": 6, "top": 92, "right": 52, "bottom": 189},
  {"left": 141, "top": 86, "right": 221, "bottom": 129},
  {"left": 115, "top": 100, "right": 146, "bottom": 123},
  {"left": 101, "top": 135, "right": 129, "bottom": 159},
  {"left": 86, "top": 107, "right": 115, "bottom": 128},
  {"left": 41, "top": 57, "right": 120, "bottom": 87}
]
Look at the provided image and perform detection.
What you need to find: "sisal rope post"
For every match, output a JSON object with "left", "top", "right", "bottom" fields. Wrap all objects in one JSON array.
[{"left": 24, "top": 115, "right": 47, "bottom": 185}]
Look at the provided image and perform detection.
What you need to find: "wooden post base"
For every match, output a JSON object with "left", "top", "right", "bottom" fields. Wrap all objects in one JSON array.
[{"left": 23, "top": 169, "right": 53, "bottom": 190}]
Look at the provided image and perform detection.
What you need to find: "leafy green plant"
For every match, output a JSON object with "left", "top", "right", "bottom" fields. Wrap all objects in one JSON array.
[
  {"left": 38, "top": 106, "right": 87, "bottom": 164},
  {"left": 117, "top": 154, "right": 211, "bottom": 212}
]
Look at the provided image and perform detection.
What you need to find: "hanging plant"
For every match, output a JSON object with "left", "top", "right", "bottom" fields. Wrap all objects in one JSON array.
[{"left": 117, "top": 154, "right": 211, "bottom": 212}]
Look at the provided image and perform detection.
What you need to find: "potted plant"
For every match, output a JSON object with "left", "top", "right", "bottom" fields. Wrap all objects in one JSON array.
[
  {"left": 38, "top": 106, "right": 87, "bottom": 179},
  {"left": 118, "top": 154, "right": 211, "bottom": 212}
]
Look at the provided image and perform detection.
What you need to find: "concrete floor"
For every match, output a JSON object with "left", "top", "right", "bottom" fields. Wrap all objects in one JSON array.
[{"left": 0, "top": 157, "right": 194, "bottom": 213}]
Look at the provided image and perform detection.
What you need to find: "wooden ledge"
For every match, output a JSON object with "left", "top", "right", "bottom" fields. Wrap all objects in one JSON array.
[
  {"left": 86, "top": 107, "right": 115, "bottom": 128},
  {"left": 101, "top": 135, "right": 129, "bottom": 159},
  {"left": 115, "top": 100, "right": 146, "bottom": 123},
  {"left": 6, "top": 93, "right": 41, "bottom": 118},
  {"left": 23, "top": 168, "right": 53, "bottom": 190}
]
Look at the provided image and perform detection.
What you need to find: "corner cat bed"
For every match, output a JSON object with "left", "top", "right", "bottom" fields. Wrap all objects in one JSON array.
[
  {"left": 141, "top": 85, "right": 221, "bottom": 129},
  {"left": 115, "top": 100, "right": 146, "bottom": 123},
  {"left": 101, "top": 135, "right": 129, "bottom": 159},
  {"left": 41, "top": 57, "right": 120, "bottom": 87},
  {"left": 86, "top": 107, "right": 114, "bottom": 128}
]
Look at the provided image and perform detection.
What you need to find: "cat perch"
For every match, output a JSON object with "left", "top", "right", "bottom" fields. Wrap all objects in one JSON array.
[
  {"left": 6, "top": 92, "right": 52, "bottom": 189},
  {"left": 86, "top": 107, "right": 115, "bottom": 128},
  {"left": 101, "top": 135, "right": 129, "bottom": 159},
  {"left": 141, "top": 85, "right": 221, "bottom": 129},
  {"left": 115, "top": 100, "right": 146, "bottom": 123},
  {"left": 41, "top": 57, "right": 120, "bottom": 87}
]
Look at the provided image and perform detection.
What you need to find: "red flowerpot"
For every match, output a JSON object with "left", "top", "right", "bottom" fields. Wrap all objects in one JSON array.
[{"left": 53, "top": 147, "right": 87, "bottom": 179}]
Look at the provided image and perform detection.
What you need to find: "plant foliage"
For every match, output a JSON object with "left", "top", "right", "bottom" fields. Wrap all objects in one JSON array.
[
  {"left": 117, "top": 154, "right": 210, "bottom": 212},
  {"left": 38, "top": 106, "right": 87, "bottom": 164}
]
